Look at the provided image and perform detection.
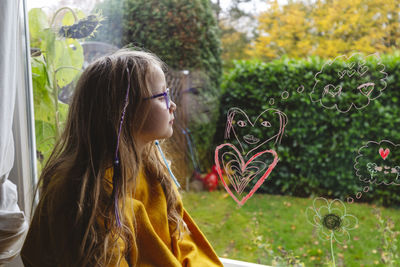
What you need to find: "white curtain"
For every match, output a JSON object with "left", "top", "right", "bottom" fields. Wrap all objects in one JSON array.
[{"left": 0, "top": 0, "right": 29, "bottom": 263}]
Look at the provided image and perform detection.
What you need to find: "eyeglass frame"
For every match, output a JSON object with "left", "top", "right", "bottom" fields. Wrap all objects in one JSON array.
[{"left": 144, "top": 88, "right": 171, "bottom": 109}]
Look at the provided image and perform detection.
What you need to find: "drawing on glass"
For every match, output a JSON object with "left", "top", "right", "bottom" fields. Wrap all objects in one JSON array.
[
  {"left": 215, "top": 107, "right": 288, "bottom": 206},
  {"left": 268, "top": 85, "right": 305, "bottom": 107},
  {"left": 309, "top": 53, "right": 387, "bottom": 113},
  {"left": 349, "top": 140, "right": 400, "bottom": 202},
  {"left": 306, "top": 197, "right": 358, "bottom": 267}
]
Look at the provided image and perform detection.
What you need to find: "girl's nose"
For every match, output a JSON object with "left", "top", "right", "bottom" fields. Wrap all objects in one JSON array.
[{"left": 169, "top": 100, "right": 177, "bottom": 112}]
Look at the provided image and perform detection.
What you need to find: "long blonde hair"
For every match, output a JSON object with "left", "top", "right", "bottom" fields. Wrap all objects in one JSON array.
[{"left": 35, "top": 49, "right": 187, "bottom": 266}]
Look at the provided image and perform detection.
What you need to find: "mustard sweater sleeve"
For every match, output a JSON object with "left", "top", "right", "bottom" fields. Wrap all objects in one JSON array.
[
  {"left": 170, "top": 209, "right": 223, "bottom": 267},
  {"left": 121, "top": 169, "right": 223, "bottom": 267}
]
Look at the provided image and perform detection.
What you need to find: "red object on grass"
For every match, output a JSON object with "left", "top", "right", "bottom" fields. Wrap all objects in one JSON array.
[
  {"left": 203, "top": 172, "right": 218, "bottom": 191},
  {"left": 211, "top": 164, "right": 219, "bottom": 175}
]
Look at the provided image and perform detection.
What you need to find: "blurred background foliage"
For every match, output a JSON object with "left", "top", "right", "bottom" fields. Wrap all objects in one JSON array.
[
  {"left": 28, "top": 0, "right": 400, "bottom": 206},
  {"left": 219, "top": 0, "right": 400, "bottom": 64},
  {"left": 252, "top": 0, "right": 400, "bottom": 60}
]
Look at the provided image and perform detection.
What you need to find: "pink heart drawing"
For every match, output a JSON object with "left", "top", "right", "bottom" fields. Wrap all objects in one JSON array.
[
  {"left": 358, "top": 59, "right": 367, "bottom": 67},
  {"left": 215, "top": 143, "right": 279, "bottom": 206},
  {"left": 347, "top": 69, "right": 356, "bottom": 77},
  {"left": 379, "top": 148, "right": 390, "bottom": 160},
  {"left": 358, "top": 82, "right": 375, "bottom": 97},
  {"left": 347, "top": 62, "right": 356, "bottom": 69},
  {"left": 323, "top": 84, "right": 342, "bottom": 97},
  {"left": 338, "top": 71, "right": 346, "bottom": 79},
  {"left": 358, "top": 65, "right": 369, "bottom": 76}
]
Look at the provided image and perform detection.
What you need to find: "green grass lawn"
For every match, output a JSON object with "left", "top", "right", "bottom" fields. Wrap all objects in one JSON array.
[{"left": 182, "top": 191, "right": 400, "bottom": 266}]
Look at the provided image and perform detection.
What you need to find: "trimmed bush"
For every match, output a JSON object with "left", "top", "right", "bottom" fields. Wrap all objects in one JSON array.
[{"left": 216, "top": 53, "right": 400, "bottom": 206}]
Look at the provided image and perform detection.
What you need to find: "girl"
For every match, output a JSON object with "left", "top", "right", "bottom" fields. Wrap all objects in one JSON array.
[{"left": 21, "top": 49, "right": 223, "bottom": 267}]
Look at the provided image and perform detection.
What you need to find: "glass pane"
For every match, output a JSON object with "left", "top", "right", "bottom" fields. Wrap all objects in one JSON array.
[{"left": 26, "top": 0, "right": 400, "bottom": 266}]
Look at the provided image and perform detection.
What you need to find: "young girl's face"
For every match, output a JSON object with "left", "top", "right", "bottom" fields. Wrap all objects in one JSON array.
[{"left": 138, "top": 65, "right": 176, "bottom": 144}]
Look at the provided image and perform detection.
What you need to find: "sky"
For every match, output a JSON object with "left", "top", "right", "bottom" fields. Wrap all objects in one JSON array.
[{"left": 218, "top": 0, "right": 268, "bottom": 14}]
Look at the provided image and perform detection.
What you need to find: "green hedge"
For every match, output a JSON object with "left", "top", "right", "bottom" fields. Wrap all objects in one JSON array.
[{"left": 215, "top": 53, "right": 400, "bottom": 206}]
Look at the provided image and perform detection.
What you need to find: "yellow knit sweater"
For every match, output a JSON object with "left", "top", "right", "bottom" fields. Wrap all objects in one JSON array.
[{"left": 21, "top": 168, "right": 223, "bottom": 267}]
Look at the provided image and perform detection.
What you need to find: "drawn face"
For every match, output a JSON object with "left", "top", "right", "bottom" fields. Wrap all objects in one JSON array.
[
  {"left": 366, "top": 162, "right": 400, "bottom": 185},
  {"left": 226, "top": 108, "right": 287, "bottom": 156},
  {"left": 355, "top": 141, "right": 400, "bottom": 186}
]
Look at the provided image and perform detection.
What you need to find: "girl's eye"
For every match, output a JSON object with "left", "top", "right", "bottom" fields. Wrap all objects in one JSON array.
[
  {"left": 261, "top": 121, "right": 271, "bottom": 127},
  {"left": 237, "top": 120, "right": 247, "bottom": 127}
]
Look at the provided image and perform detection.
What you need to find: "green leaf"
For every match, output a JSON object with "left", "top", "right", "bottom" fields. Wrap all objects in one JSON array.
[
  {"left": 40, "top": 29, "right": 57, "bottom": 65},
  {"left": 28, "top": 8, "right": 49, "bottom": 46},
  {"left": 58, "top": 101, "right": 69, "bottom": 128},
  {"left": 35, "top": 119, "right": 56, "bottom": 162},
  {"left": 31, "top": 56, "right": 55, "bottom": 123},
  {"left": 61, "top": 9, "right": 86, "bottom": 26},
  {"left": 53, "top": 38, "right": 83, "bottom": 87},
  {"left": 33, "top": 85, "right": 55, "bottom": 124}
]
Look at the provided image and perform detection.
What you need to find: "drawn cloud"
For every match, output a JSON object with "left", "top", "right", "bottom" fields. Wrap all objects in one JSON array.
[
  {"left": 354, "top": 140, "right": 400, "bottom": 186},
  {"left": 310, "top": 53, "right": 387, "bottom": 113}
]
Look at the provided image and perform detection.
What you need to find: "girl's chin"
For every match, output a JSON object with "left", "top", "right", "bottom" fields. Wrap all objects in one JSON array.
[{"left": 161, "top": 129, "right": 174, "bottom": 139}]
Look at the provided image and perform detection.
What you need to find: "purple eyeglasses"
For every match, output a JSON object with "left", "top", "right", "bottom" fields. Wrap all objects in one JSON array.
[{"left": 145, "top": 88, "right": 171, "bottom": 109}]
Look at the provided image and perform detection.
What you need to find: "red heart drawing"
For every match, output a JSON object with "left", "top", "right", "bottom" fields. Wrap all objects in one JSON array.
[
  {"left": 379, "top": 148, "right": 390, "bottom": 160},
  {"left": 215, "top": 143, "right": 279, "bottom": 206}
]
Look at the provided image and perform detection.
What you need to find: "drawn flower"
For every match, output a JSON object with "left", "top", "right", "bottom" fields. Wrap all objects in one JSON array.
[{"left": 306, "top": 197, "right": 358, "bottom": 244}]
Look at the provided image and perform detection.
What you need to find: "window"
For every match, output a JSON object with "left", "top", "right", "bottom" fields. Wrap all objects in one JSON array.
[{"left": 23, "top": 0, "right": 400, "bottom": 266}]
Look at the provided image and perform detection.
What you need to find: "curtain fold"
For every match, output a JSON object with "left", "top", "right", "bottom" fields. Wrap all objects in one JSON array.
[{"left": 0, "top": 0, "right": 29, "bottom": 263}]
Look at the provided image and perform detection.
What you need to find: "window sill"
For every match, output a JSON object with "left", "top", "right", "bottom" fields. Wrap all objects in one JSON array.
[{"left": 219, "top": 258, "right": 271, "bottom": 267}]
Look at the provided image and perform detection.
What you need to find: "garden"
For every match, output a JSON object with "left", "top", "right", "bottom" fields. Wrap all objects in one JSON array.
[{"left": 28, "top": 0, "right": 400, "bottom": 266}]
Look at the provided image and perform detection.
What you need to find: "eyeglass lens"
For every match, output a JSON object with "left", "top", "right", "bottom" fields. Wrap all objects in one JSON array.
[{"left": 165, "top": 89, "right": 170, "bottom": 109}]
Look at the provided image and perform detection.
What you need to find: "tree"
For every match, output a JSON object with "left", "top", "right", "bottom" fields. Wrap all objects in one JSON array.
[
  {"left": 249, "top": 0, "right": 400, "bottom": 60},
  {"left": 250, "top": 0, "right": 312, "bottom": 59},
  {"left": 220, "top": 21, "right": 251, "bottom": 68},
  {"left": 212, "top": 0, "right": 256, "bottom": 68}
]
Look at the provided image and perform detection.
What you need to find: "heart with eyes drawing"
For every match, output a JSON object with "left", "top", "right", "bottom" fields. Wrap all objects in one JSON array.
[
  {"left": 215, "top": 143, "right": 279, "bottom": 206},
  {"left": 227, "top": 107, "right": 287, "bottom": 157}
]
